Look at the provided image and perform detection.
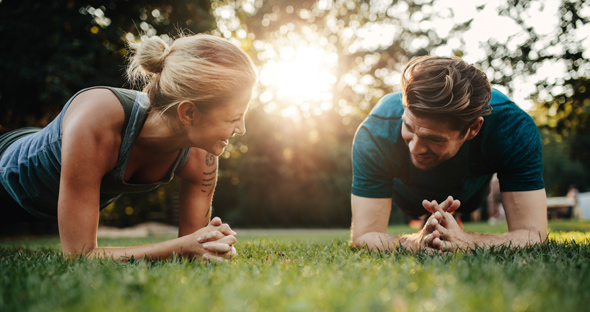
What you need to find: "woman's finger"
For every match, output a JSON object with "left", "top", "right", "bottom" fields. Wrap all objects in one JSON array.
[
  {"left": 216, "top": 235, "right": 237, "bottom": 246},
  {"left": 209, "top": 217, "right": 222, "bottom": 226},
  {"left": 223, "top": 246, "right": 238, "bottom": 259},
  {"left": 197, "top": 230, "right": 225, "bottom": 243},
  {"left": 202, "top": 242, "right": 233, "bottom": 254},
  {"left": 202, "top": 253, "right": 227, "bottom": 262},
  {"left": 211, "top": 223, "right": 237, "bottom": 236}
]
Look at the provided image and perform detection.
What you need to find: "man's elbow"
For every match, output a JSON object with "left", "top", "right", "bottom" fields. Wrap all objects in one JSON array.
[
  {"left": 510, "top": 227, "right": 548, "bottom": 245},
  {"left": 351, "top": 231, "right": 372, "bottom": 249},
  {"left": 350, "top": 232, "right": 363, "bottom": 249},
  {"left": 529, "top": 222, "right": 548, "bottom": 244}
]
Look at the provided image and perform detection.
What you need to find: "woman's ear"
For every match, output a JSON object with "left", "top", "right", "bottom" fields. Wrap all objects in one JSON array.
[{"left": 177, "top": 101, "right": 197, "bottom": 126}]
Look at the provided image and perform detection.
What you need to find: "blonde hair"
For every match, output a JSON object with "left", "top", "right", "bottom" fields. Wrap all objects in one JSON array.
[
  {"left": 126, "top": 34, "right": 258, "bottom": 115},
  {"left": 401, "top": 56, "right": 491, "bottom": 133}
]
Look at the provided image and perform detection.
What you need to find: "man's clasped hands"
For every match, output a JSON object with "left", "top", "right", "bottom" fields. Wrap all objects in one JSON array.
[{"left": 416, "top": 196, "right": 474, "bottom": 253}]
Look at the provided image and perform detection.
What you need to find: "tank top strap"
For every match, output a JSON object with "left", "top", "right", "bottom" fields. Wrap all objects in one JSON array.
[
  {"left": 173, "top": 148, "right": 192, "bottom": 174},
  {"left": 101, "top": 87, "right": 137, "bottom": 135}
]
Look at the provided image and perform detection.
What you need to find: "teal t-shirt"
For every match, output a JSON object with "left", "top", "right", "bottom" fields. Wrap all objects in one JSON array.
[{"left": 351, "top": 89, "right": 544, "bottom": 217}]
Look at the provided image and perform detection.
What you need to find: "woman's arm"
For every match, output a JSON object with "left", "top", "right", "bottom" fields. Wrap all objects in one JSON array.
[
  {"left": 176, "top": 148, "right": 220, "bottom": 237},
  {"left": 58, "top": 89, "right": 233, "bottom": 260},
  {"left": 175, "top": 149, "right": 238, "bottom": 257}
]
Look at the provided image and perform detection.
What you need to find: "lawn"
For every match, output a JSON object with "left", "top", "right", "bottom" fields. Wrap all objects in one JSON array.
[{"left": 1, "top": 220, "right": 589, "bottom": 312}]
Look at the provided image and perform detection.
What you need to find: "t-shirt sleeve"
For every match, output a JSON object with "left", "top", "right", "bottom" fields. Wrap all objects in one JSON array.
[
  {"left": 351, "top": 122, "right": 395, "bottom": 198},
  {"left": 494, "top": 108, "right": 545, "bottom": 192}
]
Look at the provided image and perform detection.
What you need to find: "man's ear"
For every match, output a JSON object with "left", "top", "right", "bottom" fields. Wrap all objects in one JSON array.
[
  {"left": 466, "top": 117, "right": 484, "bottom": 140},
  {"left": 177, "top": 101, "right": 198, "bottom": 126}
]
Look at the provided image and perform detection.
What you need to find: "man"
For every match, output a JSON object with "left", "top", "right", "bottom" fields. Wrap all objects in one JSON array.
[{"left": 351, "top": 56, "right": 547, "bottom": 252}]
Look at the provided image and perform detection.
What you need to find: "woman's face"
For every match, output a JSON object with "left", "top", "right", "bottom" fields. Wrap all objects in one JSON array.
[{"left": 191, "top": 89, "right": 252, "bottom": 156}]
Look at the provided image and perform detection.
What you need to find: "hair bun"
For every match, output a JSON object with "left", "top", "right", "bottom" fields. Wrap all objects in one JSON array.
[{"left": 132, "top": 36, "right": 170, "bottom": 74}]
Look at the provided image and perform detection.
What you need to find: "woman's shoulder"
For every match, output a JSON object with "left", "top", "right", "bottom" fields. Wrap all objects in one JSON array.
[{"left": 62, "top": 88, "right": 127, "bottom": 139}]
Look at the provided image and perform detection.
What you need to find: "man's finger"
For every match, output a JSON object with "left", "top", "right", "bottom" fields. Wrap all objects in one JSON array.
[
  {"left": 423, "top": 200, "right": 435, "bottom": 213},
  {"left": 433, "top": 196, "right": 461, "bottom": 223},
  {"left": 446, "top": 199, "right": 461, "bottom": 213},
  {"left": 432, "top": 237, "right": 444, "bottom": 248},
  {"left": 422, "top": 231, "right": 440, "bottom": 248},
  {"left": 432, "top": 239, "right": 456, "bottom": 252},
  {"left": 431, "top": 198, "right": 449, "bottom": 215},
  {"left": 423, "top": 247, "right": 440, "bottom": 255},
  {"left": 423, "top": 217, "right": 439, "bottom": 233},
  {"left": 435, "top": 224, "right": 449, "bottom": 238}
]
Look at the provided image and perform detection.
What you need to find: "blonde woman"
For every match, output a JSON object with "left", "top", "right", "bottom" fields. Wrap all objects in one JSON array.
[{"left": 0, "top": 34, "right": 258, "bottom": 261}]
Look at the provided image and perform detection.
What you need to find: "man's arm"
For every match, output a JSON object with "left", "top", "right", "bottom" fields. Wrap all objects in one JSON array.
[
  {"left": 351, "top": 195, "right": 424, "bottom": 251},
  {"left": 429, "top": 190, "right": 547, "bottom": 250},
  {"left": 501, "top": 189, "right": 547, "bottom": 244}
]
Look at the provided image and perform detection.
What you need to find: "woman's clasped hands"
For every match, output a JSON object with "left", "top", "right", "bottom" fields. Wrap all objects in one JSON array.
[{"left": 190, "top": 217, "right": 237, "bottom": 261}]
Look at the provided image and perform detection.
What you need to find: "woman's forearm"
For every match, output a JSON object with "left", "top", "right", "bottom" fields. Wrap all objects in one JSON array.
[{"left": 79, "top": 235, "right": 201, "bottom": 261}]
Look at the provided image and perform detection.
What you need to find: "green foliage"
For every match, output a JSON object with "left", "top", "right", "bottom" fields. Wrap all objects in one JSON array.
[
  {"left": 533, "top": 79, "right": 590, "bottom": 192},
  {"left": 1, "top": 221, "right": 590, "bottom": 312},
  {"left": 541, "top": 130, "right": 590, "bottom": 195},
  {"left": 210, "top": 0, "right": 460, "bottom": 227},
  {"left": 479, "top": 0, "right": 590, "bottom": 191},
  {"left": 0, "top": 0, "right": 215, "bottom": 130}
]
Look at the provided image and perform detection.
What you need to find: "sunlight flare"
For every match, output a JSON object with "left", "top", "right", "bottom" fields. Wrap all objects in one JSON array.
[{"left": 259, "top": 44, "right": 338, "bottom": 119}]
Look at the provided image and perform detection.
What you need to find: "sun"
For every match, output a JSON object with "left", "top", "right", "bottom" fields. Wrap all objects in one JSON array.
[{"left": 258, "top": 43, "right": 338, "bottom": 119}]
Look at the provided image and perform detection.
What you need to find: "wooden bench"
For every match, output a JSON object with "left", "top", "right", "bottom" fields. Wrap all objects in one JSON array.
[{"left": 547, "top": 196, "right": 576, "bottom": 219}]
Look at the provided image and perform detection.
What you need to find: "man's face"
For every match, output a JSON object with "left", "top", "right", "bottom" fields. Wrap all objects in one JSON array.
[{"left": 401, "top": 109, "right": 471, "bottom": 170}]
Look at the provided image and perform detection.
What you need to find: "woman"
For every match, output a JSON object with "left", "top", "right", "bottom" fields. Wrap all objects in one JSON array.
[{"left": 0, "top": 33, "right": 258, "bottom": 261}]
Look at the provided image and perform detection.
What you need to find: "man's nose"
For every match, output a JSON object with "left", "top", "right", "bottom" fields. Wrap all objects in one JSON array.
[{"left": 408, "top": 136, "right": 427, "bottom": 154}]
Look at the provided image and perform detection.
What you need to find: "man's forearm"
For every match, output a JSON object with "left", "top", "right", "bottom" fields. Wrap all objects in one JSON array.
[
  {"left": 353, "top": 232, "right": 420, "bottom": 252},
  {"left": 456, "top": 229, "right": 546, "bottom": 249}
]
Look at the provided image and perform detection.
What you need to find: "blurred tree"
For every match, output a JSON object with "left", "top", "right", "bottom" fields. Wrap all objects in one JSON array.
[
  {"left": 541, "top": 129, "right": 590, "bottom": 196},
  {"left": 474, "top": 0, "right": 590, "bottom": 192},
  {"left": 0, "top": 0, "right": 215, "bottom": 131},
  {"left": 209, "top": 0, "right": 471, "bottom": 227},
  {"left": 0, "top": 0, "right": 215, "bottom": 226}
]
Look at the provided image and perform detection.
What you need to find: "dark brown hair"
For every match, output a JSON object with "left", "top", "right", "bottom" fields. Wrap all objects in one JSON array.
[{"left": 401, "top": 56, "right": 492, "bottom": 133}]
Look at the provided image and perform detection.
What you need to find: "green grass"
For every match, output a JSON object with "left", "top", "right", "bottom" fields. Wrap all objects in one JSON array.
[{"left": 1, "top": 220, "right": 589, "bottom": 312}]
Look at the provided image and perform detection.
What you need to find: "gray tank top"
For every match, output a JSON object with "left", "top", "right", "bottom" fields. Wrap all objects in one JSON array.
[{"left": 0, "top": 87, "right": 191, "bottom": 221}]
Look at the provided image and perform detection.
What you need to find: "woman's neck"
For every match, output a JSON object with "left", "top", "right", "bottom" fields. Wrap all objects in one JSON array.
[{"left": 135, "top": 111, "right": 190, "bottom": 153}]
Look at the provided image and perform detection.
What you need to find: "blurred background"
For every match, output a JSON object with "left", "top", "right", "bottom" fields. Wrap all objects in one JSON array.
[{"left": 1, "top": 0, "right": 589, "bottom": 229}]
